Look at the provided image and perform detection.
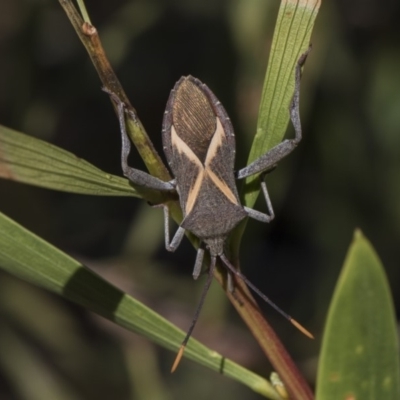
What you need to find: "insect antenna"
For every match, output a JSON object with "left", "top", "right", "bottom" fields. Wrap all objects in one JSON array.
[
  {"left": 220, "top": 254, "right": 313, "bottom": 339},
  {"left": 171, "top": 256, "right": 217, "bottom": 373}
]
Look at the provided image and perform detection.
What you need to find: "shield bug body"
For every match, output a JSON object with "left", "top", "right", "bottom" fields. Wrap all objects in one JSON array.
[
  {"left": 162, "top": 76, "right": 248, "bottom": 259},
  {"left": 106, "top": 48, "right": 312, "bottom": 370}
]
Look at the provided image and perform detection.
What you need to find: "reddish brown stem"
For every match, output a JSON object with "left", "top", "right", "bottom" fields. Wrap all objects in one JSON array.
[{"left": 213, "top": 262, "right": 314, "bottom": 400}]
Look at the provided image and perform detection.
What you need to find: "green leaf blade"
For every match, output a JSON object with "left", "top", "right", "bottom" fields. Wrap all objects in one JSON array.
[
  {"left": 0, "top": 211, "right": 280, "bottom": 399},
  {"left": 0, "top": 124, "right": 138, "bottom": 197},
  {"left": 244, "top": 0, "right": 320, "bottom": 208},
  {"left": 316, "top": 230, "right": 400, "bottom": 400}
]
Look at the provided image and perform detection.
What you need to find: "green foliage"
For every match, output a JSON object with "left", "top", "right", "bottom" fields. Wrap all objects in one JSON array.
[
  {"left": 0, "top": 211, "right": 278, "bottom": 398},
  {"left": 244, "top": 0, "right": 320, "bottom": 209},
  {"left": 0, "top": 125, "right": 137, "bottom": 197},
  {"left": 316, "top": 230, "right": 400, "bottom": 400},
  {"left": 1, "top": 1, "right": 399, "bottom": 400}
]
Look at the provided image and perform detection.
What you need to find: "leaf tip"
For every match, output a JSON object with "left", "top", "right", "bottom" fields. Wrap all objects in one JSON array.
[{"left": 353, "top": 228, "right": 364, "bottom": 241}]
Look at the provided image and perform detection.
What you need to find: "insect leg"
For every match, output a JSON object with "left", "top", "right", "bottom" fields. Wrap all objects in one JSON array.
[
  {"left": 104, "top": 88, "right": 175, "bottom": 191},
  {"left": 236, "top": 46, "right": 310, "bottom": 180},
  {"left": 161, "top": 205, "right": 204, "bottom": 279},
  {"left": 192, "top": 246, "right": 205, "bottom": 280},
  {"left": 243, "top": 172, "right": 275, "bottom": 223},
  {"left": 162, "top": 205, "right": 185, "bottom": 252}
]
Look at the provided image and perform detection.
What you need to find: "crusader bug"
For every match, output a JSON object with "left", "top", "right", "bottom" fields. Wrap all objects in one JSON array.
[{"left": 106, "top": 48, "right": 312, "bottom": 371}]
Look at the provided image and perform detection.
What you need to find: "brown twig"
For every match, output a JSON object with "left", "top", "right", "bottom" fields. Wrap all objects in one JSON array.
[{"left": 58, "top": 0, "right": 171, "bottom": 183}]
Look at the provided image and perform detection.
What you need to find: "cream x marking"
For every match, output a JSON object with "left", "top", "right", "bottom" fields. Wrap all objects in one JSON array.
[{"left": 171, "top": 118, "right": 238, "bottom": 215}]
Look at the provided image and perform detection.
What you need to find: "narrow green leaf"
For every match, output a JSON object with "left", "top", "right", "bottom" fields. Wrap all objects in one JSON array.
[
  {"left": 0, "top": 211, "right": 281, "bottom": 399},
  {"left": 0, "top": 124, "right": 137, "bottom": 197},
  {"left": 244, "top": 0, "right": 321, "bottom": 208},
  {"left": 316, "top": 230, "right": 400, "bottom": 400}
]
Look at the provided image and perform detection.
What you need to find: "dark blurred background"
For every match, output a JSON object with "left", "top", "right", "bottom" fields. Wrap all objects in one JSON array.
[{"left": 1, "top": 0, "right": 400, "bottom": 399}]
